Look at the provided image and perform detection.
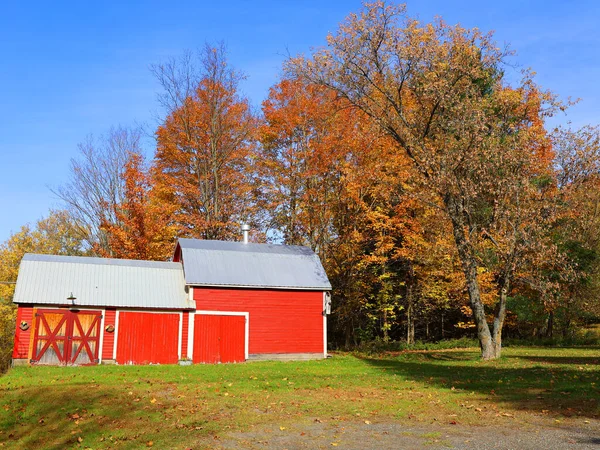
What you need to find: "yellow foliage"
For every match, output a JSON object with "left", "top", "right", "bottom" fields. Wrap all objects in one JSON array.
[{"left": 0, "top": 303, "right": 16, "bottom": 372}]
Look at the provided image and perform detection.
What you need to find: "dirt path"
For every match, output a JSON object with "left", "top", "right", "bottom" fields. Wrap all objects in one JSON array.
[{"left": 216, "top": 418, "right": 600, "bottom": 449}]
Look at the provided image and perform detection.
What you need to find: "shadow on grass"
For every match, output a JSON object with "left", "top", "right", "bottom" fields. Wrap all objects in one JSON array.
[
  {"left": 511, "top": 355, "right": 600, "bottom": 366},
  {"left": 358, "top": 352, "right": 600, "bottom": 418},
  {"left": 0, "top": 385, "right": 167, "bottom": 450}
]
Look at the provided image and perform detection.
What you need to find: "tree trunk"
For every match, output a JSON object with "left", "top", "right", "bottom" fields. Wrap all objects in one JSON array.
[
  {"left": 444, "top": 194, "right": 497, "bottom": 359},
  {"left": 406, "top": 273, "right": 415, "bottom": 345},
  {"left": 383, "top": 309, "right": 389, "bottom": 342},
  {"left": 545, "top": 312, "right": 554, "bottom": 338},
  {"left": 406, "top": 302, "right": 414, "bottom": 345},
  {"left": 490, "top": 282, "right": 509, "bottom": 359},
  {"left": 441, "top": 312, "right": 444, "bottom": 339}
]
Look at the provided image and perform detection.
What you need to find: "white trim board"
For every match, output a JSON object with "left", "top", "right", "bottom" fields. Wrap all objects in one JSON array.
[
  {"left": 98, "top": 310, "right": 106, "bottom": 364},
  {"left": 177, "top": 312, "right": 183, "bottom": 360},
  {"left": 113, "top": 310, "right": 120, "bottom": 360},
  {"left": 187, "top": 287, "right": 195, "bottom": 360},
  {"left": 187, "top": 312, "right": 195, "bottom": 360},
  {"left": 323, "top": 292, "right": 328, "bottom": 358}
]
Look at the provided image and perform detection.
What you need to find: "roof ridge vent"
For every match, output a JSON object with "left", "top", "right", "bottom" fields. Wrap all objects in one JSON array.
[{"left": 241, "top": 224, "right": 250, "bottom": 244}]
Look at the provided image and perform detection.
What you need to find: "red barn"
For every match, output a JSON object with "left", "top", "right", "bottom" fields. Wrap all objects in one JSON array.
[{"left": 11, "top": 238, "right": 332, "bottom": 366}]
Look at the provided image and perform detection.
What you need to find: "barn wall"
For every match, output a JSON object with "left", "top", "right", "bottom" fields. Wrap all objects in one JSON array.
[
  {"left": 12, "top": 305, "right": 33, "bottom": 359},
  {"left": 194, "top": 287, "right": 324, "bottom": 354},
  {"left": 101, "top": 309, "right": 116, "bottom": 361}
]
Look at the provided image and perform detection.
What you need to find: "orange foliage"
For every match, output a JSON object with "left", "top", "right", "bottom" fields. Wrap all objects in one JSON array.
[
  {"left": 152, "top": 50, "right": 258, "bottom": 241},
  {"left": 96, "top": 153, "right": 176, "bottom": 260}
]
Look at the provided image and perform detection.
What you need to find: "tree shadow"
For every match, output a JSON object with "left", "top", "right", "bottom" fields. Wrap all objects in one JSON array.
[
  {"left": 511, "top": 355, "right": 600, "bottom": 366},
  {"left": 358, "top": 352, "right": 600, "bottom": 418},
  {"left": 0, "top": 384, "right": 165, "bottom": 449}
]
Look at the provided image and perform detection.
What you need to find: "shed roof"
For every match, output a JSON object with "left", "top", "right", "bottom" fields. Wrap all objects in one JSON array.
[
  {"left": 13, "top": 254, "right": 192, "bottom": 309},
  {"left": 176, "top": 238, "right": 332, "bottom": 290}
]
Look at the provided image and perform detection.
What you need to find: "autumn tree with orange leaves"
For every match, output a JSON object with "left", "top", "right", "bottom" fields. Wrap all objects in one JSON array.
[
  {"left": 259, "top": 77, "right": 464, "bottom": 346},
  {"left": 257, "top": 78, "right": 352, "bottom": 250},
  {"left": 152, "top": 44, "right": 259, "bottom": 241},
  {"left": 96, "top": 152, "right": 176, "bottom": 261},
  {"left": 289, "top": 1, "right": 564, "bottom": 359}
]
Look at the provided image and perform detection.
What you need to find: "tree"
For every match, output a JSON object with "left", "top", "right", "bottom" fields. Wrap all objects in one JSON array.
[
  {"left": 152, "top": 43, "right": 258, "bottom": 240},
  {"left": 258, "top": 78, "right": 350, "bottom": 249},
  {"left": 549, "top": 126, "right": 600, "bottom": 334},
  {"left": 96, "top": 152, "right": 177, "bottom": 261},
  {"left": 0, "top": 210, "right": 85, "bottom": 303},
  {"left": 53, "top": 127, "right": 144, "bottom": 254},
  {"left": 289, "top": 1, "right": 560, "bottom": 358},
  {"left": 0, "top": 210, "right": 85, "bottom": 371}
]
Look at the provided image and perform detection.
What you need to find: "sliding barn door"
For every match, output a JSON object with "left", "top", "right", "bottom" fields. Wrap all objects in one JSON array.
[
  {"left": 193, "top": 314, "right": 245, "bottom": 364},
  {"left": 116, "top": 312, "right": 180, "bottom": 364}
]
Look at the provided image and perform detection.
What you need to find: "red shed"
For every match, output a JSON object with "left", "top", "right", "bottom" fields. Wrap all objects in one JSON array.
[
  {"left": 173, "top": 238, "right": 332, "bottom": 363},
  {"left": 11, "top": 237, "right": 331, "bottom": 366}
]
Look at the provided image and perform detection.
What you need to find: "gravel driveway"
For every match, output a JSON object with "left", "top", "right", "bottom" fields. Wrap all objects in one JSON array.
[{"left": 217, "top": 418, "right": 600, "bottom": 449}]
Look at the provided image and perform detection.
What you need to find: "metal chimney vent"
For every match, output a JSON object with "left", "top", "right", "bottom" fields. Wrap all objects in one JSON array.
[{"left": 241, "top": 224, "right": 250, "bottom": 244}]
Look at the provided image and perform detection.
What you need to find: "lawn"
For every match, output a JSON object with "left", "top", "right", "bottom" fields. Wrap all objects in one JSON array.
[{"left": 0, "top": 346, "right": 598, "bottom": 449}]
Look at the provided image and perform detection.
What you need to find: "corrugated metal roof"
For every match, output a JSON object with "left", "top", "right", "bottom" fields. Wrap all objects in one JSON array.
[
  {"left": 177, "top": 238, "right": 332, "bottom": 290},
  {"left": 13, "top": 254, "right": 192, "bottom": 309}
]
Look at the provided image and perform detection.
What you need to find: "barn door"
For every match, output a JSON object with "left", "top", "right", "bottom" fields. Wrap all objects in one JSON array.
[
  {"left": 193, "top": 314, "right": 246, "bottom": 364},
  {"left": 68, "top": 311, "right": 102, "bottom": 365},
  {"left": 32, "top": 309, "right": 101, "bottom": 365},
  {"left": 32, "top": 310, "right": 69, "bottom": 364},
  {"left": 116, "top": 312, "right": 180, "bottom": 365}
]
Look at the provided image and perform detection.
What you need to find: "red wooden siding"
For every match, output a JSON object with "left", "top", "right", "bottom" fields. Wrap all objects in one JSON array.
[
  {"left": 181, "top": 312, "right": 189, "bottom": 358},
  {"left": 193, "top": 314, "right": 245, "bottom": 363},
  {"left": 173, "top": 245, "right": 182, "bottom": 262},
  {"left": 13, "top": 306, "right": 33, "bottom": 359},
  {"left": 116, "top": 312, "right": 180, "bottom": 364},
  {"left": 194, "top": 288, "right": 323, "bottom": 354},
  {"left": 101, "top": 309, "right": 116, "bottom": 360}
]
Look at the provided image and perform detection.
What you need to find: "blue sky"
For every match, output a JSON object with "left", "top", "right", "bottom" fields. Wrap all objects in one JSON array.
[{"left": 1, "top": 0, "right": 599, "bottom": 243}]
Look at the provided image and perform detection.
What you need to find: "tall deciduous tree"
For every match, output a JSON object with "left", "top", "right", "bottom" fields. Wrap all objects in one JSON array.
[
  {"left": 258, "top": 78, "right": 349, "bottom": 250},
  {"left": 152, "top": 44, "right": 258, "bottom": 240},
  {"left": 53, "top": 127, "right": 143, "bottom": 254},
  {"left": 289, "top": 1, "right": 561, "bottom": 358},
  {"left": 550, "top": 126, "right": 600, "bottom": 333},
  {"left": 96, "top": 152, "right": 176, "bottom": 261}
]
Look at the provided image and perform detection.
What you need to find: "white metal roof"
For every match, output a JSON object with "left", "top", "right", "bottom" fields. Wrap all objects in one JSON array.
[
  {"left": 177, "top": 238, "right": 332, "bottom": 290},
  {"left": 13, "top": 254, "right": 192, "bottom": 309}
]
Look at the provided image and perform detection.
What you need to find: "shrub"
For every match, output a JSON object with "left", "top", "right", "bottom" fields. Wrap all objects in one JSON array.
[{"left": 353, "top": 337, "right": 480, "bottom": 355}]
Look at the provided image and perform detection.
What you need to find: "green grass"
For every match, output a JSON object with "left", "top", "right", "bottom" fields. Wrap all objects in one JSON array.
[{"left": 0, "top": 347, "right": 599, "bottom": 449}]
